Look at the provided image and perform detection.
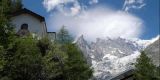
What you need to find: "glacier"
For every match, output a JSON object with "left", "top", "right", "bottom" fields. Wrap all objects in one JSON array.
[{"left": 75, "top": 35, "right": 157, "bottom": 80}]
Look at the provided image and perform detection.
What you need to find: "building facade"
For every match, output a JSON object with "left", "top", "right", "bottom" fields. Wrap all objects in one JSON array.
[{"left": 11, "top": 8, "right": 48, "bottom": 37}]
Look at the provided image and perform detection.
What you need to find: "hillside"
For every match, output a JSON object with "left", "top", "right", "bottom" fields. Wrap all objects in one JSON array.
[{"left": 145, "top": 38, "right": 160, "bottom": 66}]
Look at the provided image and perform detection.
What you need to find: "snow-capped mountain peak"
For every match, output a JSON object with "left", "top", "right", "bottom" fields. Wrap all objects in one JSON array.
[
  {"left": 75, "top": 35, "right": 159, "bottom": 80},
  {"left": 129, "top": 35, "right": 160, "bottom": 49}
]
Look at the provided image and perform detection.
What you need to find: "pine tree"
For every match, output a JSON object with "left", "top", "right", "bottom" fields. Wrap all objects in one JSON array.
[
  {"left": 0, "top": 46, "right": 6, "bottom": 72},
  {"left": 0, "top": 0, "right": 22, "bottom": 48},
  {"left": 63, "top": 43, "right": 93, "bottom": 80},
  {"left": 57, "top": 26, "right": 73, "bottom": 44},
  {"left": 134, "top": 51, "right": 157, "bottom": 80},
  {"left": 56, "top": 26, "right": 93, "bottom": 80},
  {"left": 0, "top": 0, "right": 14, "bottom": 48},
  {"left": 11, "top": 0, "right": 23, "bottom": 12}
]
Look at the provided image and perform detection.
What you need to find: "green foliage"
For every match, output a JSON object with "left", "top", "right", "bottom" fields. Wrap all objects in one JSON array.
[
  {"left": 37, "top": 37, "right": 51, "bottom": 56},
  {"left": 134, "top": 51, "right": 159, "bottom": 80},
  {"left": 56, "top": 26, "right": 93, "bottom": 80},
  {"left": 155, "top": 67, "right": 160, "bottom": 80},
  {"left": 0, "top": 46, "right": 6, "bottom": 72},
  {"left": 0, "top": 0, "right": 12, "bottom": 15},
  {"left": 0, "top": 0, "right": 22, "bottom": 48},
  {"left": 43, "top": 42, "right": 68, "bottom": 80},
  {"left": 3, "top": 37, "right": 43, "bottom": 80},
  {"left": 63, "top": 43, "right": 93, "bottom": 80},
  {"left": 57, "top": 26, "right": 73, "bottom": 44},
  {"left": 0, "top": 36, "right": 68, "bottom": 80},
  {"left": 0, "top": 0, "right": 22, "bottom": 20},
  {"left": 11, "top": 0, "right": 23, "bottom": 12},
  {"left": 0, "top": 0, "right": 93, "bottom": 79},
  {"left": 42, "top": 26, "right": 93, "bottom": 80},
  {"left": 0, "top": 0, "right": 22, "bottom": 14},
  {"left": 0, "top": 76, "right": 12, "bottom": 80}
]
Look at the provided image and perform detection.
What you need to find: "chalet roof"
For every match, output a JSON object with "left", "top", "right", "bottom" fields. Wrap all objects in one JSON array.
[
  {"left": 11, "top": 8, "right": 45, "bottom": 22},
  {"left": 110, "top": 69, "right": 134, "bottom": 80},
  {"left": 47, "top": 32, "right": 56, "bottom": 33}
]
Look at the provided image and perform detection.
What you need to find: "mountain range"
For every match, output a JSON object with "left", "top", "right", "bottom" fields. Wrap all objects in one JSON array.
[{"left": 75, "top": 35, "right": 160, "bottom": 80}]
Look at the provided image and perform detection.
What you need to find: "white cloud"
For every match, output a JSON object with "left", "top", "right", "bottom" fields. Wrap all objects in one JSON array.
[
  {"left": 43, "top": 0, "right": 80, "bottom": 15},
  {"left": 132, "top": 35, "right": 159, "bottom": 48},
  {"left": 70, "top": 1, "right": 81, "bottom": 16},
  {"left": 89, "top": 0, "right": 99, "bottom": 4},
  {"left": 123, "top": 0, "right": 146, "bottom": 12},
  {"left": 43, "top": 0, "right": 71, "bottom": 12},
  {"left": 43, "top": 0, "right": 100, "bottom": 16},
  {"left": 47, "top": 6, "right": 144, "bottom": 41}
]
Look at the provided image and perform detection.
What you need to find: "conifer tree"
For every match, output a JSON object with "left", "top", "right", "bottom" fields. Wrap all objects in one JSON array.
[
  {"left": 0, "top": 0, "right": 14, "bottom": 48},
  {"left": 0, "top": 46, "right": 6, "bottom": 72},
  {"left": 63, "top": 43, "right": 93, "bottom": 80},
  {"left": 56, "top": 26, "right": 93, "bottom": 80},
  {"left": 57, "top": 26, "right": 73, "bottom": 44},
  {"left": 134, "top": 51, "right": 157, "bottom": 80},
  {"left": 11, "top": 0, "right": 23, "bottom": 12},
  {"left": 0, "top": 0, "right": 22, "bottom": 48}
]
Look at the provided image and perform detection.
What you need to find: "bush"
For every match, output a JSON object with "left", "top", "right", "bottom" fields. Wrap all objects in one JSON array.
[{"left": 5, "top": 37, "right": 43, "bottom": 80}]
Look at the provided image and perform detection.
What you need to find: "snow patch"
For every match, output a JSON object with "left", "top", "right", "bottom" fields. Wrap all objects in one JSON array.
[{"left": 103, "top": 54, "right": 118, "bottom": 60}]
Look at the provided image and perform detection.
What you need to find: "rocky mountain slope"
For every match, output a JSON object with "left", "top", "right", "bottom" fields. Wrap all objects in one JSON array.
[
  {"left": 75, "top": 35, "right": 159, "bottom": 80},
  {"left": 144, "top": 38, "right": 160, "bottom": 66}
]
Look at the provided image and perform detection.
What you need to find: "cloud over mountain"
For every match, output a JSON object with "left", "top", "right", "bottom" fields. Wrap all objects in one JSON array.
[{"left": 46, "top": 6, "right": 144, "bottom": 41}]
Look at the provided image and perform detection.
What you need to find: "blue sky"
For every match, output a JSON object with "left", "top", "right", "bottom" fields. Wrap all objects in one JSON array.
[{"left": 22, "top": 0, "right": 159, "bottom": 40}]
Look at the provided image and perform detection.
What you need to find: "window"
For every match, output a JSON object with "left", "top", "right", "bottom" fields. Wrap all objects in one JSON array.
[
  {"left": 16, "top": 23, "right": 30, "bottom": 37},
  {"left": 21, "top": 23, "right": 28, "bottom": 30}
]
